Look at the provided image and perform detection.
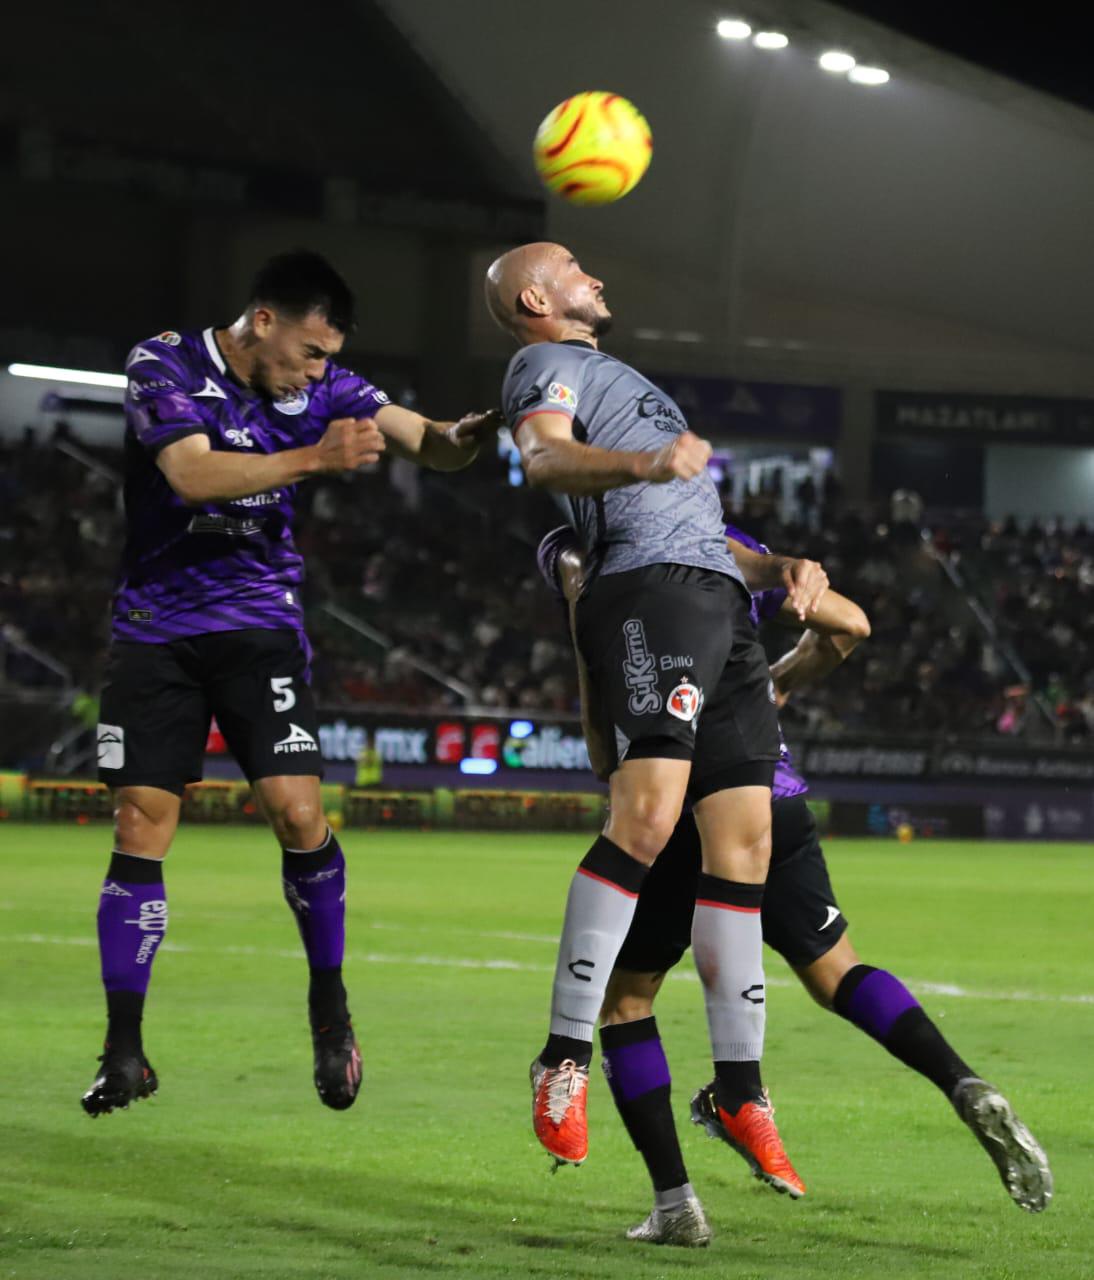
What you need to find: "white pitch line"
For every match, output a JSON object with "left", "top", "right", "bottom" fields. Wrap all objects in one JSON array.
[{"left": 3, "top": 932, "right": 1093, "bottom": 1006}]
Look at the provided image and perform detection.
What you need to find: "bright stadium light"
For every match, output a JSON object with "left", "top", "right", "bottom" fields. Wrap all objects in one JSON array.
[
  {"left": 716, "top": 18, "right": 752, "bottom": 39},
  {"left": 7, "top": 362, "right": 127, "bottom": 390},
  {"left": 508, "top": 720, "right": 535, "bottom": 739},
  {"left": 849, "top": 65, "right": 890, "bottom": 85},
  {"left": 753, "top": 30, "right": 789, "bottom": 50},
  {"left": 819, "top": 50, "right": 856, "bottom": 72},
  {"left": 459, "top": 758, "right": 498, "bottom": 776}
]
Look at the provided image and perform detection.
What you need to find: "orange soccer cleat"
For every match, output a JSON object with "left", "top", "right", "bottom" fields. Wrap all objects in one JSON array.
[
  {"left": 530, "top": 1057, "right": 589, "bottom": 1168},
  {"left": 691, "top": 1082, "right": 806, "bottom": 1198}
]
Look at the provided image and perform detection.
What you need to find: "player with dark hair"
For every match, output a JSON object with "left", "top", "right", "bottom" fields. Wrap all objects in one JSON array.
[
  {"left": 83, "top": 249, "right": 499, "bottom": 1117},
  {"left": 486, "top": 243, "right": 827, "bottom": 1181},
  {"left": 538, "top": 524, "right": 1053, "bottom": 1245}
]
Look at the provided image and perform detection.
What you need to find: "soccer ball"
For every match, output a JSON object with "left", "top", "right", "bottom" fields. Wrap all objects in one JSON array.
[{"left": 533, "top": 92, "right": 652, "bottom": 205}]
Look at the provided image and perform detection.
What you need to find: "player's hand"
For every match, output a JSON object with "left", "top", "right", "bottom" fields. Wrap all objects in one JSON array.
[
  {"left": 317, "top": 417, "right": 385, "bottom": 472},
  {"left": 782, "top": 557, "right": 828, "bottom": 621},
  {"left": 446, "top": 409, "right": 504, "bottom": 450},
  {"left": 643, "top": 430, "right": 713, "bottom": 484}
]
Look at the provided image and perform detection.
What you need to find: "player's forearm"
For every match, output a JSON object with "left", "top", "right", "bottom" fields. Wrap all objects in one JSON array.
[
  {"left": 417, "top": 422, "right": 478, "bottom": 471},
  {"left": 770, "top": 629, "right": 859, "bottom": 696},
  {"left": 164, "top": 446, "right": 321, "bottom": 504},
  {"left": 522, "top": 437, "right": 647, "bottom": 494}
]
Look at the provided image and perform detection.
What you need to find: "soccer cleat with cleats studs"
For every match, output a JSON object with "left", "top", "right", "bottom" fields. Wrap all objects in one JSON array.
[
  {"left": 626, "top": 1196, "right": 712, "bottom": 1247},
  {"left": 311, "top": 1020, "right": 363, "bottom": 1110},
  {"left": 81, "top": 1045, "right": 158, "bottom": 1117},
  {"left": 530, "top": 1057, "right": 589, "bottom": 1169},
  {"left": 951, "top": 1077, "right": 1053, "bottom": 1213},
  {"left": 691, "top": 1081, "right": 806, "bottom": 1198}
]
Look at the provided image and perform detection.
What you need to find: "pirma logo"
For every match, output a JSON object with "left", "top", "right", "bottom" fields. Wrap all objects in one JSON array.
[
  {"left": 96, "top": 723, "right": 125, "bottom": 770},
  {"left": 274, "top": 723, "right": 319, "bottom": 754}
]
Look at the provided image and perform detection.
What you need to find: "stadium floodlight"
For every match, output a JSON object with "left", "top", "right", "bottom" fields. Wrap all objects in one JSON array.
[
  {"left": 509, "top": 720, "right": 535, "bottom": 739},
  {"left": 753, "top": 30, "right": 789, "bottom": 49},
  {"left": 819, "top": 50, "right": 856, "bottom": 72},
  {"left": 849, "top": 64, "right": 890, "bottom": 85},
  {"left": 7, "top": 362, "right": 127, "bottom": 390},
  {"left": 716, "top": 18, "right": 752, "bottom": 39},
  {"left": 460, "top": 758, "right": 498, "bottom": 776}
]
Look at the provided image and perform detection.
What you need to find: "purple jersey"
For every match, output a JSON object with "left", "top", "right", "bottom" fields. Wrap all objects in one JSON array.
[
  {"left": 724, "top": 523, "right": 807, "bottom": 801},
  {"left": 113, "top": 327, "right": 389, "bottom": 644}
]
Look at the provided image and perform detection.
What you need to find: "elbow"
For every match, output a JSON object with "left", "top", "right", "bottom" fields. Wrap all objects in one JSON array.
[
  {"left": 166, "top": 471, "right": 206, "bottom": 506},
  {"left": 846, "top": 607, "right": 871, "bottom": 641},
  {"left": 523, "top": 453, "right": 551, "bottom": 490}
]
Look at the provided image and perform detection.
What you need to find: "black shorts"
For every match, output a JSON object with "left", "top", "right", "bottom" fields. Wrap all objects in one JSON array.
[
  {"left": 614, "top": 794, "right": 848, "bottom": 973},
  {"left": 575, "top": 564, "right": 781, "bottom": 799},
  {"left": 97, "top": 628, "right": 322, "bottom": 795}
]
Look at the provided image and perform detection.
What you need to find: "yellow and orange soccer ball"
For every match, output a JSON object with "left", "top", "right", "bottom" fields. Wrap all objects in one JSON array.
[{"left": 533, "top": 92, "right": 652, "bottom": 205}]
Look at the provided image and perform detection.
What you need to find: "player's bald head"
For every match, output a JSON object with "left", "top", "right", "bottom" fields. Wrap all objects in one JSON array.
[{"left": 484, "top": 242, "right": 572, "bottom": 336}]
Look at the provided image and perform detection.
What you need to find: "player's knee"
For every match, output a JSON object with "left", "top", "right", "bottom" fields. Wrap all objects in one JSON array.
[
  {"left": 271, "top": 797, "right": 325, "bottom": 850},
  {"left": 113, "top": 790, "right": 176, "bottom": 858},
  {"left": 605, "top": 800, "right": 678, "bottom": 864}
]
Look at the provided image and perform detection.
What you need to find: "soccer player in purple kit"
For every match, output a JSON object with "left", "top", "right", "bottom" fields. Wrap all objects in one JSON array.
[
  {"left": 83, "top": 250, "right": 499, "bottom": 1117},
  {"left": 538, "top": 523, "right": 1053, "bottom": 1245}
]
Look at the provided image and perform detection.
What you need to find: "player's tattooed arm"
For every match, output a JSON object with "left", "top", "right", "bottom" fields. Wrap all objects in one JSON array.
[
  {"left": 157, "top": 419, "right": 384, "bottom": 504},
  {"left": 518, "top": 413, "right": 713, "bottom": 495},
  {"left": 727, "top": 536, "right": 829, "bottom": 621},
  {"left": 769, "top": 589, "right": 870, "bottom": 702},
  {"left": 372, "top": 404, "right": 502, "bottom": 471}
]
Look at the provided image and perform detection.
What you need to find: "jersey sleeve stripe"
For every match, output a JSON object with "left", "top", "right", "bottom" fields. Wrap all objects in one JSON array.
[{"left": 512, "top": 407, "right": 575, "bottom": 436}]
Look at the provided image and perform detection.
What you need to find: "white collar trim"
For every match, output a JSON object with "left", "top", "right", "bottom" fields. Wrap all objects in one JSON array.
[{"left": 202, "top": 327, "right": 226, "bottom": 374}]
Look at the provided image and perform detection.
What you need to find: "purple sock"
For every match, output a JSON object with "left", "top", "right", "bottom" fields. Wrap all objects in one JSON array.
[
  {"left": 602, "top": 1020, "right": 672, "bottom": 1103},
  {"left": 837, "top": 966, "right": 920, "bottom": 1040},
  {"left": 98, "top": 853, "right": 168, "bottom": 998},
  {"left": 281, "top": 829, "right": 346, "bottom": 972}
]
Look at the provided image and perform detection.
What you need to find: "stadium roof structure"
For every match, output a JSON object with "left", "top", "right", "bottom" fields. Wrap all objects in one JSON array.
[
  {"left": 382, "top": 0, "right": 1094, "bottom": 397},
  {"left": 0, "top": 0, "right": 543, "bottom": 237}
]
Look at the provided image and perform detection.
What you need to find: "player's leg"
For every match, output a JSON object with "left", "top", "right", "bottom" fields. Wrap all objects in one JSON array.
[
  {"left": 599, "top": 813, "right": 711, "bottom": 1247},
  {"left": 84, "top": 639, "right": 207, "bottom": 1116},
  {"left": 210, "top": 628, "right": 361, "bottom": 1110},
  {"left": 797, "top": 938, "right": 1052, "bottom": 1210},
  {"left": 532, "top": 755, "right": 689, "bottom": 1164},
  {"left": 688, "top": 783, "right": 805, "bottom": 1197}
]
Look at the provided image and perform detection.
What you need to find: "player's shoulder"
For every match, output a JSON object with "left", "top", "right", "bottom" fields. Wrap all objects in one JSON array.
[
  {"left": 311, "top": 361, "right": 392, "bottom": 416},
  {"left": 124, "top": 328, "right": 205, "bottom": 385},
  {"left": 506, "top": 340, "right": 597, "bottom": 378}
]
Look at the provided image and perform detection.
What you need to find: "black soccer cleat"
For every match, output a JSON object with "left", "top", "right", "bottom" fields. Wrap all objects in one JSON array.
[
  {"left": 81, "top": 1046, "right": 158, "bottom": 1117},
  {"left": 311, "top": 1019, "right": 363, "bottom": 1111}
]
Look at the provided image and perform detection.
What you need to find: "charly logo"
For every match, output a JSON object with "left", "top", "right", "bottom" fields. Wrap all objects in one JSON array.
[
  {"left": 273, "top": 389, "right": 309, "bottom": 416},
  {"left": 667, "top": 678, "right": 703, "bottom": 724},
  {"left": 622, "top": 619, "right": 661, "bottom": 715},
  {"left": 567, "top": 958, "right": 594, "bottom": 982},
  {"left": 741, "top": 983, "right": 765, "bottom": 1005}
]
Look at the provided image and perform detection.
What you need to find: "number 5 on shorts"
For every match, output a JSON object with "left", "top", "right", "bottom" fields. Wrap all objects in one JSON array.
[{"left": 271, "top": 676, "right": 296, "bottom": 712}]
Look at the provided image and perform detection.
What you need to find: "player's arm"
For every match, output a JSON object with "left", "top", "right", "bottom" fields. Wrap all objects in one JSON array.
[
  {"left": 768, "top": 589, "right": 870, "bottom": 701},
  {"left": 727, "top": 535, "right": 829, "bottom": 622},
  {"left": 518, "top": 413, "right": 713, "bottom": 495},
  {"left": 372, "top": 403, "right": 501, "bottom": 471},
  {"left": 554, "top": 543, "right": 615, "bottom": 781},
  {"left": 157, "top": 419, "right": 384, "bottom": 504}
]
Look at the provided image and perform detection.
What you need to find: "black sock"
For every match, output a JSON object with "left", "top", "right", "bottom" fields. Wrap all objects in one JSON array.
[
  {"left": 540, "top": 1033, "right": 592, "bottom": 1069},
  {"left": 833, "top": 964, "right": 976, "bottom": 1097},
  {"left": 600, "top": 1018, "right": 688, "bottom": 1193},
  {"left": 106, "top": 989, "right": 145, "bottom": 1056},
  {"left": 308, "top": 966, "right": 349, "bottom": 1029},
  {"left": 714, "top": 1059, "right": 764, "bottom": 1114}
]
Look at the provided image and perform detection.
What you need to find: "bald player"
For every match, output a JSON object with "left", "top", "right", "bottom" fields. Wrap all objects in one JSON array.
[{"left": 485, "top": 243, "right": 827, "bottom": 1177}]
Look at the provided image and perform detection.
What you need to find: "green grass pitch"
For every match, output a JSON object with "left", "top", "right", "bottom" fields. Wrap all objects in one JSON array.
[{"left": 0, "top": 823, "right": 1091, "bottom": 1279}]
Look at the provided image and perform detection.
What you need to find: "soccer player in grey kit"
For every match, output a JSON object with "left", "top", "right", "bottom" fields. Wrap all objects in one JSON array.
[
  {"left": 83, "top": 250, "right": 498, "bottom": 1117},
  {"left": 485, "top": 243, "right": 826, "bottom": 1184}
]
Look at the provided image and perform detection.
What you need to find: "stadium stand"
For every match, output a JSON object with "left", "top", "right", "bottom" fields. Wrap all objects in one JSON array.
[{"left": 3, "top": 433, "right": 1091, "bottom": 744}]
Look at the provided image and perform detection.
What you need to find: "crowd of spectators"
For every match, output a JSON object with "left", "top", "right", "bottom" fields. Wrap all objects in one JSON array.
[{"left": 3, "top": 429, "right": 1092, "bottom": 745}]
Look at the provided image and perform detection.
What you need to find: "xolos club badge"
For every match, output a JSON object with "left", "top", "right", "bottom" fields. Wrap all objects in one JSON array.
[{"left": 667, "top": 677, "right": 703, "bottom": 724}]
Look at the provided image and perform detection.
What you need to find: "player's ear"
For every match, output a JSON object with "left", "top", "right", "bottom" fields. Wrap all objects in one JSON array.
[
  {"left": 251, "top": 305, "right": 276, "bottom": 339},
  {"left": 517, "top": 284, "right": 550, "bottom": 318}
]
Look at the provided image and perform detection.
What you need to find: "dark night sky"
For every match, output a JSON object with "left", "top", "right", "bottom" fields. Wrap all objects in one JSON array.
[{"left": 834, "top": 2, "right": 1094, "bottom": 113}]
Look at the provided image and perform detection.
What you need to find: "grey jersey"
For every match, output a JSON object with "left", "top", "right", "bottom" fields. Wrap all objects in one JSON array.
[{"left": 502, "top": 340, "right": 744, "bottom": 588}]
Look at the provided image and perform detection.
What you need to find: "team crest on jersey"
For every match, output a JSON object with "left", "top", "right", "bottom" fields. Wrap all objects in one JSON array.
[
  {"left": 547, "top": 382, "right": 577, "bottom": 411},
  {"left": 667, "top": 678, "right": 703, "bottom": 724},
  {"left": 274, "top": 389, "right": 309, "bottom": 416},
  {"left": 155, "top": 331, "right": 182, "bottom": 346}
]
